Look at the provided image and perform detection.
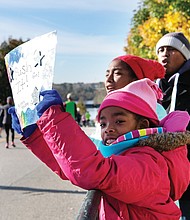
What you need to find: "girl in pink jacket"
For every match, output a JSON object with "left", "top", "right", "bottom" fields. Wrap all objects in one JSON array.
[{"left": 10, "top": 79, "right": 190, "bottom": 219}]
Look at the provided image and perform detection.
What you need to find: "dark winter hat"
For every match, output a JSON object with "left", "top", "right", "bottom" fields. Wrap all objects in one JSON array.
[
  {"left": 114, "top": 55, "right": 165, "bottom": 81},
  {"left": 156, "top": 32, "right": 190, "bottom": 60}
]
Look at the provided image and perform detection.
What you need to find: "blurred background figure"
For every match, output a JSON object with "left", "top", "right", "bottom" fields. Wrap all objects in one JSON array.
[
  {"left": 0, "top": 96, "right": 15, "bottom": 148},
  {"left": 85, "top": 111, "right": 91, "bottom": 127},
  {"left": 76, "top": 107, "right": 82, "bottom": 126},
  {"left": 81, "top": 113, "right": 86, "bottom": 127},
  {"left": 64, "top": 93, "right": 77, "bottom": 120},
  {"left": 0, "top": 100, "right": 4, "bottom": 138}
]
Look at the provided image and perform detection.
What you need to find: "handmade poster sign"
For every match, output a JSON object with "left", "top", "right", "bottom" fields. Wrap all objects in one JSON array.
[{"left": 4, "top": 31, "right": 57, "bottom": 129}]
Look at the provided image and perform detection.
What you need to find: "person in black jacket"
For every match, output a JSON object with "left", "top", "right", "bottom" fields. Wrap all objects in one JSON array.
[
  {"left": 0, "top": 96, "right": 15, "bottom": 148},
  {"left": 156, "top": 32, "right": 190, "bottom": 219}
]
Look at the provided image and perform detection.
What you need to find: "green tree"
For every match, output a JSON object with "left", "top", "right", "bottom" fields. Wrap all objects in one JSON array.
[
  {"left": 125, "top": 0, "right": 190, "bottom": 59},
  {"left": 0, "top": 38, "right": 27, "bottom": 103}
]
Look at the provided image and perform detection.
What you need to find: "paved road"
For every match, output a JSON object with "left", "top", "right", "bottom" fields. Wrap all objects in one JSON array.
[{"left": 0, "top": 127, "right": 96, "bottom": 220}]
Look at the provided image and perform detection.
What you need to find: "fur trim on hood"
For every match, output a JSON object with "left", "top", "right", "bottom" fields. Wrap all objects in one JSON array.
[{"left": 139, "top": 131, "right": 190, "bottom": 152}]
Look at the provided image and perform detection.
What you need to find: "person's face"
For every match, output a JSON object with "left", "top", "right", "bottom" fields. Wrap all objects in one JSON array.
[
  {"left": 7, "top": 97, "right": 12, "bottom": 104},
  {"left": 105, "top": 59, "right": 137, "bottom": 93},
  {"left": 100, "top": 106, "right": 143, "bottom": 145},
  {"left": 157, "top": 46, "right": 186, "bottom": 78}
]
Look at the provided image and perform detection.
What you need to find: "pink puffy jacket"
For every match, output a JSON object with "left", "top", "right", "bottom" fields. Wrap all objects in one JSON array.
[{"left": 22, "top": 106, "right": 190, "bottom": 219}]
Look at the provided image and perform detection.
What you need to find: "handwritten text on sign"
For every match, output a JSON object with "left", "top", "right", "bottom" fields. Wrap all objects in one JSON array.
[{"left": 4, "top": 31, "right": 57, "bottom": 128}]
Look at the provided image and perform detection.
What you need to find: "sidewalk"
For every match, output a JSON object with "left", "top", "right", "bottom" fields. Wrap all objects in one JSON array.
[{"left": 0, "top": 127, "right": 96, "bottom": 220}]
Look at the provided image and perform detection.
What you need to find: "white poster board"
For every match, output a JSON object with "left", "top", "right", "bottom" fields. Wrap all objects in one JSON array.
[{"left": 4, "top": 31, "right": 57, "bottom": 129}]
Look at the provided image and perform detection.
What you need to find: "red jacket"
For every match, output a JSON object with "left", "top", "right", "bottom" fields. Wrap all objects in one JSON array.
[{"left": 22, "top": 105, "right": 190, "bottom": 219}]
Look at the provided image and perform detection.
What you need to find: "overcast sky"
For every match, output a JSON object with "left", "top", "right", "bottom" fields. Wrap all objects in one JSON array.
[{"left": 0, "top": 0, "right": 141, "bottom": 83}]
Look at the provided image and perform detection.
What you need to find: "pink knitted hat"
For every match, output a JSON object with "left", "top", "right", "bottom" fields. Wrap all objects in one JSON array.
[
  {"left": 114, "top": 55, "right": 165, "bottom": 80},
  {"left": 98, "top": 78, "right": 163, "bottom": 125}
]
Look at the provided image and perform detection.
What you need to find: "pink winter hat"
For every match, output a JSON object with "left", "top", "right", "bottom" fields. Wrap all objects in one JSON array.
[
  {"left": 115, "top": 55, "right": 165, "bottom": 80},
  {"left": 98, "top": 78, "right": 163, "bottom": 125}
]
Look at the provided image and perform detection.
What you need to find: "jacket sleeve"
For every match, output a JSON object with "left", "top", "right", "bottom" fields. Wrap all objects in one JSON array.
[
  {"left": 21, "top": 126, "right": 68, "bottom": 180},
  {"left": 37, "top": 105, "right": 166, "bottom": 204},
  {"left": 161, "top": 147, "right": 190, "bottom": 200}
]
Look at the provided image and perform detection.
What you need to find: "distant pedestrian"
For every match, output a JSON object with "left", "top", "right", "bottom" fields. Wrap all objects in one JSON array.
[
  {"left": 0, "top": 100, "right": 4, "bottom": 138},
  {"left": 76, "top": 108, "right": 82, "bottom": 126},
  {"left": 81, "top": 114, "right": 86, "bottom": 127},
  {"left": 0, "top": 96, "right": 15, "bottom": 148},
  {"left": 85, "top": 111, "right": 91, "bottom": 127},
  {"left": 64, "top": 93, "right": 77, "bottom": 120}
]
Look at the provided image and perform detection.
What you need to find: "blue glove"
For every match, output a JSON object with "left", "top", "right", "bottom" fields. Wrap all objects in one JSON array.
[
  {"left": 36, "top": 89, "right": 63, "bottom": 117},
  {"left": 8, "top": 106, "right": 37, "bottom": 138}
]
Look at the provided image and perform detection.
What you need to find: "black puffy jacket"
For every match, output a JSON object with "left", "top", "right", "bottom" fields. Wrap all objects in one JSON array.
[{"left": 159, "top": 59, "right": 190, "bottom": 199}]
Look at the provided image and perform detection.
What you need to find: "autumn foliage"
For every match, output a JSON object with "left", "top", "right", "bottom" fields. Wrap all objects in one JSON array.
[{"left": 125, "top": 0, "right": 190, "bottom": 59}]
